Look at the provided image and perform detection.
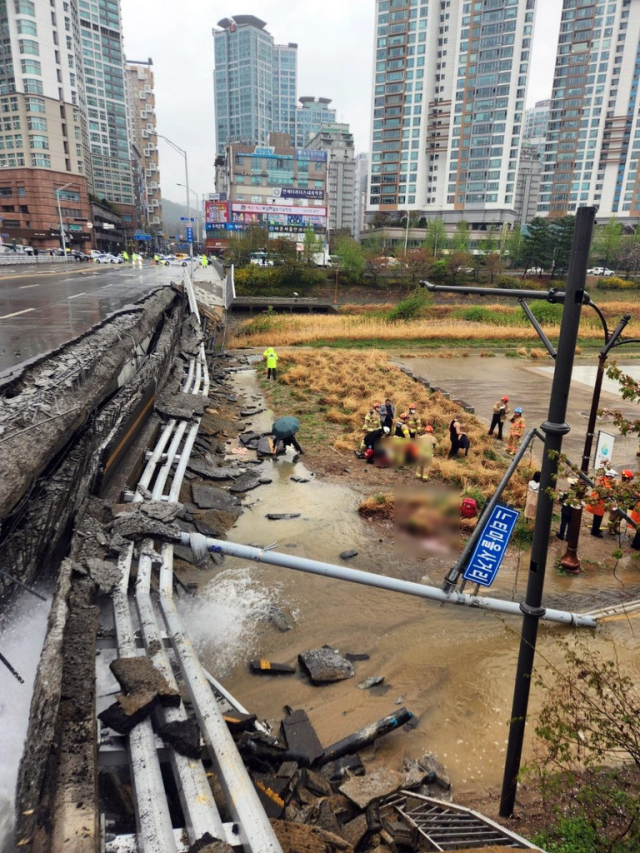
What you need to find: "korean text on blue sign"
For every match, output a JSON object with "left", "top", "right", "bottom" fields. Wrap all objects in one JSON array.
[
  {"left": 463, "top": 505, "right": 520, "bottom": 587},
  {"left": 186, "top": 226, "right": 193, "bottom": 243}
]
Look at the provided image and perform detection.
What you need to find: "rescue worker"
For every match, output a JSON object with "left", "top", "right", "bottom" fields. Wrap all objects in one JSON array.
[
  {"left": 122, "top": 250, "right": 129, "bottom": 262},
  {"left": 448, "top": 415, "right": 462, "bottom": 458},
  {"left": 395, "top": 415, "right": 410, "bottom": 439},
  {"left": 607, "top": 469, "right": 634, "bottom": 535},
  {"left": 363, "top": 425, "right": 390, "bottom": 452},
  {"left": 506, "top": 407, "right": 525, "bottom": 455},
  {"left": 407, "top": 404, "right": 422, "bottom": 438},
  {"left": 416, "top": 424, "right": 437, "bottom": 480},
  {"left": 153, "top": 253, "right": 159, "bottom": 265},
  {"left": 585, "top": 470, "right": 615, "bottom": 538},
  {"left": 391, "top": 417, "right": 411, "bottom": 467},
  {"left": 201, "top": 254, "right": 208, "bottom": 268},
  {"left": 360, "top": 404, "right": 381, "bottom": 449},
  {"left": 263, "top": 347, "right": 278, "bottom": 380},
  {"left": 630, "top": 493, "right": 640, "bottom": 549},
  {"left": 488, "top": 395, "right": 510, "bottom": 440}
]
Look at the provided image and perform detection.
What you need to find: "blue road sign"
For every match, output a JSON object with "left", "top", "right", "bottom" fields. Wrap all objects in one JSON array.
[
  {"left": 179, "top": 216, "right": 195, "bottom": 222},
  {"left": 463, "top": 504, "right": 520, "bottom": 587},
  {"left": 186, "top": 226, "right": 193, "bottom": 243}
]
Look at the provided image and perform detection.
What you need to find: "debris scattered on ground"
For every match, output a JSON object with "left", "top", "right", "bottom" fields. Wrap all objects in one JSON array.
[
  {"left": 266, "top": 512, "right": 301, "bottom": 520},
  {"left": 110, "top": 657, "right": 180, "bottom": 707},
  {"left": 191, "top": 484, "right": 241, "bottom": 513},
  {"left": 99, "top": 689, "right": 157, "bottom": 735},
  {"left": 249, "top": 659, "right": 296, "bottom": 675},
  {"left": 187, "top": 460, "right": 244, "bottom": 480},
  {"left": 339, "top": 767, "right": 405, "bottom": 810},
  {"left": 157, "top": 718, "right": 202, "bottom": 759},
  {"left": 319, "top": 709, "right": 414, "bottom": 766},
  {"left": 290, "top": 476, "right": 310, "bottom": 483},
  {"left": 155, "top": 390, "right": 208, "bottom": 421},
  {"left": 345, "top": 653, "right": 370, "bottom": 662},
  {"left": 281, "top": 708, "right": 324, "bottom": 766},
  {"left": 229, "top": 473, "right": 262, "bottom": 493},
  {"left": 340, "top": 550, "right": 358, "bottom": 560},
  {"left": 187, "top": 833, "right": 234, "bottom": 853},
  {"left": 299, "top": 647, "right": 355, "bottom": 684},
  {"left": 358, "top": 676, "right": 385, "bottom": 690}
]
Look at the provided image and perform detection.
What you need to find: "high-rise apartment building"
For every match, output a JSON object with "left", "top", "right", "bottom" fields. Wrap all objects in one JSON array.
[
  {"left": 126, "top": 58, "right": 162, "bottom": 233},
  {"left": 514, "top": 144, "right": 542, "bottom": 225},
  {"left": 78, "top": 0, "right": 134, "bottom": 210},
  {"left": 539, "top": 0, "right": 640, "bottom": 220},
  {"left": 0, "top": 0, "right": 92, "bottom": 249},
  {"left": 307, "top": 123, "right": 356, "bottom": 235},
  {"left": 354, "top": 152, "right": 369, "bottom": 237},
  {"left": 295, "top": 96, "right": 336, "bottom": 148},
  {"left": 524, "top": 99, "right": 550, "bottom": 141},
  {"left": 213, "top": 15, "right": 298, "bottom": 154},
  {"left": 368, "top": 0, "right": 535, "bottom": 225}
]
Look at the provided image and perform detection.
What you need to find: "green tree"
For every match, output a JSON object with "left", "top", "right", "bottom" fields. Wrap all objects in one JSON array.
[
  {"left": 363, "top": 235, "right": 387, "bottom": 286},
  {"left": 423, "top": 218, "right": 447, "bottom": 257},
  {"left": 301, "top": 226, "right": 321, "bottom": 264},
  {"left": 617, "top": 237, "right": 640, "bottom": 278},
  {"left": 591, "top": 216, "right": 623, "bottom": 268},
  {"left": 523, "top": 217, "right": 553, "bottom": 272},
  {"left": 450, "top": 220, "right": 471, "bottom": 253},
  {"left": 483, "top": 252, "right": 504, "bottom": 284},
  {"left": 270, "top": 237, "right": 296, "bottom": 265},
  {"left": 333, "top": 236, "right": 365, "bottom": 282},
  {"left": 550, "top": 215, "right": 576, "bottom": 275},
  {"left": 478, "top": 224, "right": 499, "bottom": 255},
  {"left": 226, "top": 225, "right": 269, "bottom": 267},
  {"left": 402, "top": 247, "right": 432, "bottom": 288},
  {"left": 505, "top": 223, "right": 524, "bottom": 268}
]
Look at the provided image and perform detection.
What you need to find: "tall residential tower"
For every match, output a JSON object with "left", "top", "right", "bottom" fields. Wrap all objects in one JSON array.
[
  {"left": 368, "top": 0, "right": 535, "bottom": 225},
  {"left": 213, "top": 15, "right": 298, "bottom": 153},
  {"left": 126, "top": 58, "right": 162, "bottom": 234}
]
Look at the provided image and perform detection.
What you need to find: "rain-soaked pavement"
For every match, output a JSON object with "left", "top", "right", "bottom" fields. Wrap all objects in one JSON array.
[{"left": 0, "top": 262, "right": 176, "bottom": 374}]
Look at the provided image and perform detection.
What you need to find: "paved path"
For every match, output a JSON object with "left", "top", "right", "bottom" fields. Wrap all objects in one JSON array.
[
  {"left": 395, "top": 353, "right": 640, "bottom": 473},
  {"left": 0, "top": 263, "right": 175, "bottom": 374}
]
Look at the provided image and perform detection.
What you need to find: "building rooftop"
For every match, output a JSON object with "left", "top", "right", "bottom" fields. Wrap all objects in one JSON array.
[{"left": 217, "top": 15, "right": 267, "bottom": 30}]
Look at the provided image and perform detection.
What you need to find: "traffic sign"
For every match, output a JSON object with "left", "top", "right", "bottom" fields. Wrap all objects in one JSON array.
[
  {"left": 463, "top": 504, "right": 519, "bottom": 587},
  {"left": 186, "top": 226, "right": 193, "bottom": 243},
  {"left": 179, "top": 216, "right": 195, "bottom": 222}
]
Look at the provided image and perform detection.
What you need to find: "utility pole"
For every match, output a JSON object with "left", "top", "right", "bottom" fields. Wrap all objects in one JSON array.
[
  {"left": 499, "top": 206, "right": 596, "bottom": 817},
  {"left": 55, "top": 181, "right": 76, "bottom": 258}
]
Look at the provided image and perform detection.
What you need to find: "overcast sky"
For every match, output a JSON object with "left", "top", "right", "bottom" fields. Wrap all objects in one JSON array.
[{"left": 121, "top": 0, "right": 562, "bottom": 207}]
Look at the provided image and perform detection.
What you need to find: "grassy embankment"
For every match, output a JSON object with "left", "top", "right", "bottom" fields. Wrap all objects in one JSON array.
[
  {"left": 230, "top": 298, "right": 640, "bottom": 352},
  {"left": 257, "top": 349, "right": 531, "bottom": 522}
]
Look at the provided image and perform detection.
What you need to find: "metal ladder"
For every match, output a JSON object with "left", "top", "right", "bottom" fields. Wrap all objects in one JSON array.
[{"left": 379, "top": 791, "right": 543, "bottom": 851}]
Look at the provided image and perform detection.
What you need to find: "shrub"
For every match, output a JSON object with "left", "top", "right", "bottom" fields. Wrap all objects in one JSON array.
[
  {"left": 234, "top": 261, "right": 326, "bottom": 296},
  {"left": 522, "top": 300, "right": 564, "bottom": 325},
  {"left": 386, "top": 289, "right": 431, "bottom": 321},
  {"left": 495, "top": 274, "right": 526, "bottom": 289},
  {"left": 596, "top": 276, "right": 640, "bottom": 290},
  {"left": 455, "top": 306, "right": 515, "bottom": 325}
]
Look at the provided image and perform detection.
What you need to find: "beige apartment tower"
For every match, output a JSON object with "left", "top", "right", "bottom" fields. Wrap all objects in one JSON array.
[{"left": 126, "top": 58, "right": 162, "bottom": 234}]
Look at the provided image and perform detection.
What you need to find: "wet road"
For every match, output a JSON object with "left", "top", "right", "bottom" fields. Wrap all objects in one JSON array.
[{"left": 0, "top": 262, "right": 175, "bottom": 375}]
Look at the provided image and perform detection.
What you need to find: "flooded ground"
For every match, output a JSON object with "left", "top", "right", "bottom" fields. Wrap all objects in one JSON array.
[{"left": 185, "top": 365, "right": 640, "bottom": 803}]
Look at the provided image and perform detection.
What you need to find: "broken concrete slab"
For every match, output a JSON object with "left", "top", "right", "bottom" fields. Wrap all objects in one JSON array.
[
  {"left": 299, "top": 768, "right": 332, "bottom": 798},
  {"left": 239, "top": 431, "right": 261, "bottom": 446},
  {"left": 111, "top": 506, "right": 182, "bottom": 543},
  {"left": 281, "top": 709, "right": 324, "bottom": 766},
  {"left": 257, "top": 436, "right": 276, "bottom": 456},
  {"left": 155, "top": 390, "right": 208, "bottom": 421},
  {"left": 358, "top": 676, "right": 385, "bottom": 690},
  {"left": 191, "top": 484, "right": 240, "bottom": 511},
  {"left": 270, "top": 820, "right": 353, "bottom": 853},
  {"left": 110, "top": 657, "right": 180, "bottom": 708},
  {"left": 258, "top": 477, "right": 273, "bottom": 485},
  {"left": 228, "top": 473, "right": 262, "bottom": 493},
  {"left": 266, "top": 512, "right": 301, "bottom": 521},
  {"left": 340, "top": 550, "right": 358, "bottom": 560},
  {"left": 339, "top": 767, "right": 405, "bottom": 810},
  {"left": 157, "top": 718, "right": 202, "bottom": 759},
  {"left": 187, "top": 832, "right": 234, "bottom": 853},
  {"left": 298, "top": 648, "right": 355, "bottom": 684},
  {"left": 345, "top": 653, "right": 369, "bottom": 662},
  {"left": 263, "top": 603, "right": 293, "bottom": 632},
  {"left": 187, "top": 460, "right": 244, "bottom": 480},
  {"left": 319, "top": 754, "right": 365, "bottom": 783},
  {"left": 99, "top": 690, "right": 157, "bottom": 735},
  {"left": 290, "top": 476, "right": 310, "bottom": 483},
  {"left": 417, "top": 752, "right": 451, "bottom": 790},
  {"left": 140, "top": 502, "right": 183, "bottom": 522},
  {"left": 342, "top": 814, "right": 368, "bottom": 849}
]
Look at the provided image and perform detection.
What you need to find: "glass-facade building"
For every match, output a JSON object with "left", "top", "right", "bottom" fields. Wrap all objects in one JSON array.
[
  {"left": 213, "top": 15, "right": 298, "bottom": 154},
  {"left": 78, "top": 0, "right": 134, "bottom": 205},
  {"left": 368, "top": 0, "right": 535, "bottom": 220},
  {"left": 539, "top": 0, "right": 640, "bottom": 220},
  {"left": 295, "top": 96, "right": 336, "bottom": 148}
]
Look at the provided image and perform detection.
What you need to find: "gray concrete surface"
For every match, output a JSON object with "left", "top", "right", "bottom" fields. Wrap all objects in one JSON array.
[
  {"left": 0, "top": 262, "right": 175, "bottom": 373},
  {"left": 395, "top": 354, "right": 640, "bottom": 473}
]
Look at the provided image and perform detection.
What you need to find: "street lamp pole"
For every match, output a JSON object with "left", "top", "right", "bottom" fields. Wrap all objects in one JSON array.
[
  {"left": 404, "top": 210, "right": 410, "bottom": 254},
  {"left": 55, "top": 180, "right": 76, "bottom": 258},
  {"left": 177, "top": 183, "right": 201, "bottom": 246},
  {"left": 156, "top": 134, "right": 193, "bottom": 274}
]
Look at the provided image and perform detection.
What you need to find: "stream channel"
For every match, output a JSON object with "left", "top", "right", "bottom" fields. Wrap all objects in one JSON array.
[{"left": 181, "top": 367, "right": 640, "bottom": 801}]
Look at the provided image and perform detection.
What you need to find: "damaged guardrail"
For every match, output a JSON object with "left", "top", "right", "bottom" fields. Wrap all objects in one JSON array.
[{"left": 182, "top": 533, "right": 598, "bottom": 629}]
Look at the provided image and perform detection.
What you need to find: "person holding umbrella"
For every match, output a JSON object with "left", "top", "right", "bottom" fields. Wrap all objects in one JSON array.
[{"left": 272, "top": 416, "right": 304, "bottom": 455}]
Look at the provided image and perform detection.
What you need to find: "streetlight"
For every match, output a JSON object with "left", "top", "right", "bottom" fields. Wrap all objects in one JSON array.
[
  {"left": 55, "top": 181, "right": 76, "bottom": 258},
  {"left": 156, "top": 134, "right": 193, "bottom": 273},
  {"left": 177, "top": 183, "right": 201, "bottom": 246}
]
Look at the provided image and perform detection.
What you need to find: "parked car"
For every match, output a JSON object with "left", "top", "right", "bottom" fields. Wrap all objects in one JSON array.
[
  {"left": 71, "top": 251, "right": 91, "bottom": 262},
  {"left": 586, "top": 267, "right": 615, "bottom": 276},
  {"left": 95, "top": 253, "right": 123, "bottom": 264},
  {"left": 163, "top": 255, "right": 198, "bottom": 267},
  {"left": 90, "top": 250, "right": 102, "bottom": 259},
  {"left": 525, "top": 266, "right": 545, "bottom": 275}
]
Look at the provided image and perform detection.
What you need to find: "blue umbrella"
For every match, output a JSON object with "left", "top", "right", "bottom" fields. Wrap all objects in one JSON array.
[{"left": 272, "top": 416, "right": 300, "bottom": 439}]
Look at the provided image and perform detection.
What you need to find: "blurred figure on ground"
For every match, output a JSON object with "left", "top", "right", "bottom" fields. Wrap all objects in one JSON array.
[
  {"left": 448, "top": 415, "right": 462, "bottom": 457},
  {"left": 488, "top": 395, "right": 510, "bottom": 440},
  {"left": 416, "top": 425, "right": 437, "bottom": 480},
  {"left": 524, "top": 471, "right": 541, "bottom": 521},
  {"left": 263, "top": 347, "right": 278, "bottom": 380},
  {"left": 506, "top": 407, "right": 525, "bottom": 455},
  {"left": 407, "top": 404, "right": 422, "bottom": 438},
  {"left": 585, "top": 470, "right": 615, "bottom": 538},
  {"left": 557, "top": 477, "right": 578, "bottom": 540}
]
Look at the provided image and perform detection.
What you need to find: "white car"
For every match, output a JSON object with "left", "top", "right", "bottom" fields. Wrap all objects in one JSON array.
[
  {"left": 162, "top": 255, "right": 197, "bottom": 267},
  {"left": 95, "top": 253, "right": 123, "bottom": 264},
  {"left": 525, "top": 266, "right": 545, "bottom": 275},
  {"left": 587, "top": 267, "right": 615, "bottom": 276}
]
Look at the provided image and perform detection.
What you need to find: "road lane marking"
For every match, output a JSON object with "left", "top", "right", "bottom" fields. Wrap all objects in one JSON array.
[
  {"left": 0, "top": 307, "right": 35, "bottom": 319},
  {"left": 18, "top": 283, "right": 40, "bottom": 289},
  {"left": 68, "top": 292, "right": 87, "bottom": 299}
]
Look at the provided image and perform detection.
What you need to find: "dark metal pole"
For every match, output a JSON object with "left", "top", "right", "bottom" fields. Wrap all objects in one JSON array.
[
  {"left": 499, "top": 206, "right": 596, "bottom": 818},
  {"left": 560, "top": 314, "right": 630, "bottom": 572}
]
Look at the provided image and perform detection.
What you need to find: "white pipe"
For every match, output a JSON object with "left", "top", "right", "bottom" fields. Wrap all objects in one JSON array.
[
  {"left": 158, "top": 544, "right": 283, "bottom": 853},
  {"left": 137, "top": 421, "right": 176, "bottom": 496},
  {"left": 200, "top": 344, "right": 209, "bottom": 397},
  {"left": 183, "top": 359, "right": 195, "bottom": 393},
  {"left": 152, "top": 421, "right": 188, "bottom": 500},
  {"left": 168, "top": 422, "right": 199, "bottom": 503},
  {"left": 182, "top": 534, "right": 598, "bottom": 629},
  {"left": 135, "top": 547, "right": 225, "bottom": 842}
]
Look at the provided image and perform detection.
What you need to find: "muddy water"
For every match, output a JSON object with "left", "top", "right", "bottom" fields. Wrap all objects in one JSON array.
[{"left": 185, "top": 368, "right": 640, "bottom": 801}]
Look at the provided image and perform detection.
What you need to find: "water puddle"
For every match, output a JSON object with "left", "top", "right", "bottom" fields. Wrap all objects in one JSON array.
[{"left": 0, "top": 591, "right": 51, "bottom": 851}]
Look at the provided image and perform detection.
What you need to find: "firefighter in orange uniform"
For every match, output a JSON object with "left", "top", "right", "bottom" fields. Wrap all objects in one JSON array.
[
  {"left": 585, "top": 470, "right": 615, "bottom": 538},
  {"left": 630, "top": 494, "right": 640, "bottom": 549}
]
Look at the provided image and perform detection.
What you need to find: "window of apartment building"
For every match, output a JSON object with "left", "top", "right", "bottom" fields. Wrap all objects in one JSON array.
[
  {"left": 17, "top": 19, "right": 37, "bottom": 36},
  {"left": 15, "top": 0, "right": 35, "bottom": 14},
  {"left": 0, "top": 153, "right": 24, "bottom": 167},
  {"left": 25, "top": 97, "right": 45, "bottom": 112},
  {"left": 19, "top": 40, "right": 39, "bottom": 56},
  {"left": 21, "top": 59, "right": 40, "bottom": 75},
  {"left": 31, "top": 153, "right": 50, "bottom": 167},
  {"left": 0, "top": 134, "right": 23, "bottom": 149},
  {"left": 23, "top": 79, "right": 43, "bottom": 94},
  {"left": 29, "top": 134, "right": 48, "bottom": 149}
]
